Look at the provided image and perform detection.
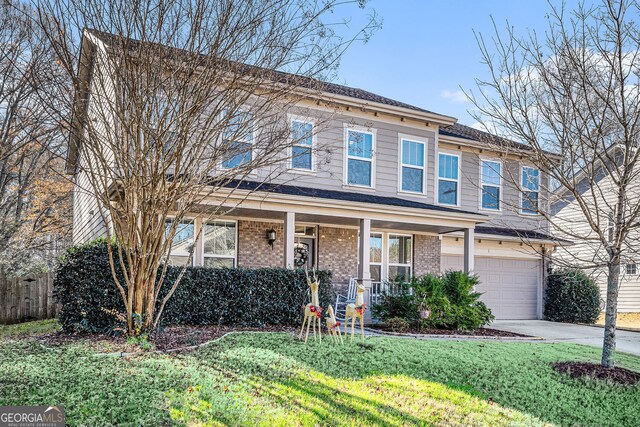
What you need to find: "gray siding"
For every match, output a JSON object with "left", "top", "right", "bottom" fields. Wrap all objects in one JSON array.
[{"left": 71, "top": 149, "right": 108, "bottom": 244}]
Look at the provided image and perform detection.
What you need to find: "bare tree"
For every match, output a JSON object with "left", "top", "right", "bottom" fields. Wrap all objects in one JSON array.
[
  {"left": 0, "top": 1, "right": 72, "bottom": 277},
  {"left": 470, "top": 0, "right": 640, "bottom": 367},
  {"left": 34, "top": 0, "right": 378, "bottom": 335}
]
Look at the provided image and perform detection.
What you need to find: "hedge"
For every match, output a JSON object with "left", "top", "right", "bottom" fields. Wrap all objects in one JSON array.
[
  {"left": 544, "top": 269, "right": 601, "bottom": 324},
  {"left": 54, "top": 239, "right": 333, "bottom": 332}
]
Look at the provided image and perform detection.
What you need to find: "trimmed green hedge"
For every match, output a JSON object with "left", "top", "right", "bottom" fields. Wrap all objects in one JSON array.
[
  {"left": 54, "top": 239, "right": 333, "bottom": 332},
  {"left": 544, "top": 269, "right": 601, "bottom": 324}
]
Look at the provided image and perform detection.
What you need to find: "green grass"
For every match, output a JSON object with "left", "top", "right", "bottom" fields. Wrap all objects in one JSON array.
[
  {"left": 0, "top": 330, "right": 639, "bottom": 426},
  {"left": 0, "top": 318, "right": 60, "bottom": 338}
]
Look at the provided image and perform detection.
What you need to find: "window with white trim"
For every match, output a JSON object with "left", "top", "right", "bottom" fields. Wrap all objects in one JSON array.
[
  {"left": 203, "top": 220, "right": 237, "bottom": 268},
  {"left": 164, "top": 219, "right": 194, "bottom": 266},
  {"left": 221, "top": 109, "right": 254, "bottom": 169},
  {"left": 401, "top": 138, "right": 425, "bottom": 193},
  {"left": 521, "top": 166, "right": 540, "bottom": 214},
  {"left": 481, "top": 160, "right": 501, "bottom": 210},
  {"left": 388, "top": 234, "right": 412, "bottom": 281},
  {"left": 346, "top": 128, "right": 374, "bottom": 187},
  {"left": 627, "top": 263, "right": 637, "bottom": 275},
  {"left": 370, "top": 233, "right": 383, "bottom": 285},
  {"left": 438, "top": 153, "right": 459, "bottom": 205},
  {"left": 290, "top": 120, "right": 313, "bottom": 170}
]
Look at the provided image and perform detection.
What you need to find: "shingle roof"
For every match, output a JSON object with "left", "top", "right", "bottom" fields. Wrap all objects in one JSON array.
[
  {"left": 221, "top": 180, "right": 483, "bottom": 217},
  {"left": 439, "top": 123, "right": 532, "bottom": 152},
  {"left": 475, "top": 225, "right": 569, "bottom": 243},
  {"left": 86, "top": 29, "right": 444, "bottom": 118}
]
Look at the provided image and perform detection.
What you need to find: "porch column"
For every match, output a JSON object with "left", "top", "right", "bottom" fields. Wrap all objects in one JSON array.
[
  {"left": 284, "top": 212, "right": 296, "bottom": 269},
  {"left": 193, "top": 217, "right": 203, "bottom": 266},
  {"left": 357, "top": 218, "right": 371, "bottom": 282},
  {"left": 463, "top": 227, "right": 475, "bottom": 273}
]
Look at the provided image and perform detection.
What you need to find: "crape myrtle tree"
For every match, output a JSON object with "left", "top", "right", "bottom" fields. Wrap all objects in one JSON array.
[
  {"left": 470, "top": 0, "right": 640, "bottom": 367},
  {"left": 0, "top": 1, "right": 72, "bottom": 278},
  {"left": 34, "top": 0, "right": 378, "bottom": 335}
]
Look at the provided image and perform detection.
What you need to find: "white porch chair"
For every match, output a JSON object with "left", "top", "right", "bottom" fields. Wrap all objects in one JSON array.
[{"left": 334, "top": 277, "right": 357, "bottom": 321}]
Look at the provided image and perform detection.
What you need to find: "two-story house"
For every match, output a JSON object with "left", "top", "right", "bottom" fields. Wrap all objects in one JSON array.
[{"left": 69, "top": 30, "right": 558, "bottom": 320}]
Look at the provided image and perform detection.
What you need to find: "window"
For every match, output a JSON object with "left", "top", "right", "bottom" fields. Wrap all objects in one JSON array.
[
  {"left": 221, "top": 109, "right": 253, "bottom": 169},
  {"left": 388, "top": 234, "right": 412, "bottom": 281},
  {"left": 400, "top": 138, "right": 426, "bottom": 193},
  {"left": 346, "top": 128, "right": 374, "bottom": 187},
  {"left": 290, "top": 120, "right": 314, "bottom": 171},
  {"left": 481, "top": 160, "right": 501, "bottom": 210},
  {"left": 627, "top": 263, "right": 637, "bottom": 275},
  {"left": 521, "top": 166, "right": 540, "bottom": 214},
  {"left": 164, "top": 219, "right": 194, "bottom": 266},
  {"left": 438, "top": 153, "right": 459, "bottom": 205},
  {"left": 370, "top": 233, "right": 383, "bottom": 285},
  {"left": 203, "top": 221, "right": 237, "bottom": 268}
]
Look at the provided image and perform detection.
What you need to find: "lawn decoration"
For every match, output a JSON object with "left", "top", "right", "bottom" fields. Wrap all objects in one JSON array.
[
  {"left": 300, "top": 269, "right": 323, "bottom": 343},
  {"left": 344, "top": 282, "right": 366, "bottom": 340},
  {"left": 325, "top": 304, "right": 343, "bottom": 344}
]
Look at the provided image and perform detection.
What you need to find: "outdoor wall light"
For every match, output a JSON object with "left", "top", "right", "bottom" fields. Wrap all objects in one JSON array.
[{"left": 266, "top": 229, "right": 277, "bottom": 249}]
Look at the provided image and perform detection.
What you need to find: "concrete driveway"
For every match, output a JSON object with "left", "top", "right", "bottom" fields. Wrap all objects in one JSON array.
[{"left": 492, "top": 320, "right": 640, "bottom": 356}]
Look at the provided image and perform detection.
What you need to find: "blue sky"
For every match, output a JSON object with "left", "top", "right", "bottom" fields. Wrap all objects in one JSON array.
[{"left": 336, "top": 0, "right": 585, "bottom": 127}]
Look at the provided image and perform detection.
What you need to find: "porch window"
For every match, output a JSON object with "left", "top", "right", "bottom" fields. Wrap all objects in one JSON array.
[
  {"left": 401, "top": 138, "right": 425, "bottom": 193},
  {"left": 521, "top": 166, "right": 540, "bottom": 215},
  {"left": 164, "top": 219, "right": 194, "bottom": 266},
  {"left": 346, "top": 128, "right": 374, "bottom": 187},
  {"left": 291, "top": 120, "right": 314, "bottom": 171},
  {"left": 221, "top": 109, "right": 254, "bottom": 169},
  {"left": 438, "top": 153, "right": 459, "bottom": 205},
  {"left": 203, "top": 221, "right": 237, "bottom": 268},
  {"left": 481, "top": 160, "right": 501, "bottom": 210},
  {"left": 370, "top": 233, "right": 383, "bottom": 284},
  {"left": 388, "top": 234, "right": 412, "bottom": 281}
]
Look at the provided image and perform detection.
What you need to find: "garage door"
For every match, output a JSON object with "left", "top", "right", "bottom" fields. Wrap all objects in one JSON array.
[{"left": 441, "top": 256, "right": 541, "bottom": 320}]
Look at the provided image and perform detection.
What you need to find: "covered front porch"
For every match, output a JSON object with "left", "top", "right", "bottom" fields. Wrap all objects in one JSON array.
[{"left": 193, "top": 183, "right": 487, "bottom": 316}]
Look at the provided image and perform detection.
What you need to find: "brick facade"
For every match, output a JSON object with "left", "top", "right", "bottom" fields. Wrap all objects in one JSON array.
[
  {"left": 317, "top": 226, "right": 358, "bottom": 287},
  {"left": 413, "top": 234, "right": 441, "bottom": 276},
  {"left": 237, "top": 220, "right": 284, "bottom": 268},
  {"left": 236, "top": 220, "right": 442, "bottom": 287}
]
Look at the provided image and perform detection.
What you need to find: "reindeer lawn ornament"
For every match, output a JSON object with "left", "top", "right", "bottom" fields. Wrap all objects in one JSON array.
[
  {"left": 299, "top": 270, "right": 323, "bottom": 343},
  {"left": 344, "top": 282, "right": 366, "bottom": 341},
  {"left": 325, "top": 305, "right": 343, "bottom": 344}
]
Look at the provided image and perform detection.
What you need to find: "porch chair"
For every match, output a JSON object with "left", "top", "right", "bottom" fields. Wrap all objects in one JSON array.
[{"left": 334, "top": 277, "right": 357, "bottom": 322}]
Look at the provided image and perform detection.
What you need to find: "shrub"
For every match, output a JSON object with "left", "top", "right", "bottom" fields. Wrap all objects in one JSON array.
[
  {"left": 54, "top": 239, "right": 333, "bottom": 333},
  {"left": 371, "top": 281, "right": 418, "bottom": 322},
  {"left": 544, "top": 269, "right": 601, "bottom": 324},
  {"left": 373, "top": 271, "right": 494, "bottom": 331},
  {"left": 386, "top": 317, "right": 410, "bottom": 333}
]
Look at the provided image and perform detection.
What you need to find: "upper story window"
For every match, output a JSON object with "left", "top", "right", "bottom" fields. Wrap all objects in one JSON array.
[
  {"left": 290, "top": 120, "right": 314, "bottom": 171},
  {"left": 481, "top": 160, "right": 501, "bottom": 210},
  {"left": 521, "top": 166, "right": 540, "bottom": 215},
  {"left": 203, "top": 220, "right": 237, "bottom": 268},
  {"left": 345, "top": 128, "right": 375, "bottom": 187},
  {"left": 164, "top": 219, "right": 194, "bottom": 266},
  {"left": 437, "top": 152, "right": 460, "bottom": 205},
  {"left": 627, "top": 263, "right": 637, "bottom": 275},
  {"left": 400, "top": 137, "right": 426, "bottom": 193},
  {"left": 221, "top": 109, "right": 254, "bottom": 169}
]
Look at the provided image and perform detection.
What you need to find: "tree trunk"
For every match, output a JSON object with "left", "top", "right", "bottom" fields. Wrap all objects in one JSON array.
[{"left": 601, "top": 257, "right": 620, "bottom": 368}]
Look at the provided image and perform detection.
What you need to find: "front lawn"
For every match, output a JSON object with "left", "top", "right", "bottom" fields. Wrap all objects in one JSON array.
[{"left": 0, "top": 329, "right": 638, "bottom": 426}]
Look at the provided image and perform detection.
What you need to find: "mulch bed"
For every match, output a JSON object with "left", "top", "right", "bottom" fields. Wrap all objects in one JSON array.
[
  {"left": 368, "top": 324, "right": 531, "bottom": 337},
  {"left": 38, "top": 325, "right": 296, "bottom": 352},
  {"left": 554, "top": 362, "right": 640, "bottom": 386}
]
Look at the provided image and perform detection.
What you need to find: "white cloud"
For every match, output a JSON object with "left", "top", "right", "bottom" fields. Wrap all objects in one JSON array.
[{"left": 440, "top": 89, "right": 469, "bottom": 103}]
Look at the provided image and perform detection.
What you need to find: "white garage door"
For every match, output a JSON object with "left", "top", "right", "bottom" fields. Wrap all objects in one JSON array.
[{"left": 441, "top": 256, "right": 541, "bottom": 320}]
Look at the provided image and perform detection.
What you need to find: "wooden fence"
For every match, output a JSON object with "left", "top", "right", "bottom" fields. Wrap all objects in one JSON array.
[{"left": 0, "top": 273, "right": 57, "bottom": 324}]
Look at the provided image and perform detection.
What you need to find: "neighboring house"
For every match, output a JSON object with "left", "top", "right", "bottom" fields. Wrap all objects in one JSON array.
[
  {"left": 69, "top": 30, "right": 559, "bottom": 320},
  {"left": 552, "top": 148, "right": 640, "bottom": 313}
]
